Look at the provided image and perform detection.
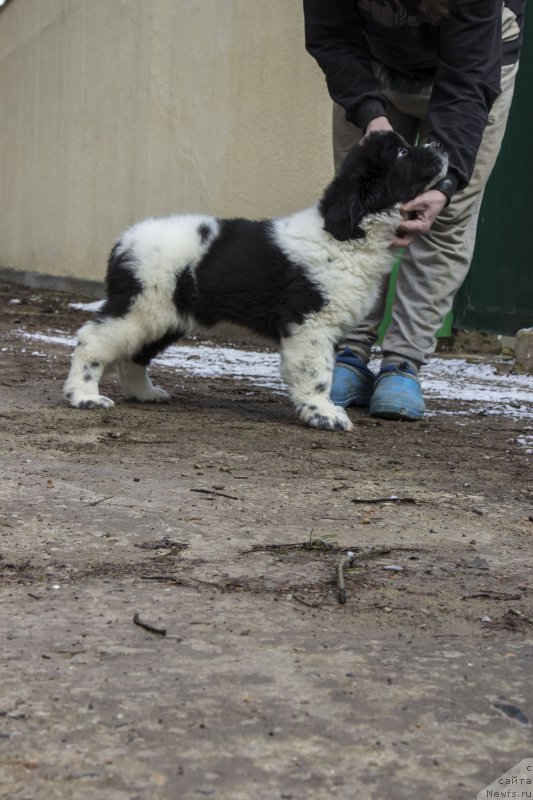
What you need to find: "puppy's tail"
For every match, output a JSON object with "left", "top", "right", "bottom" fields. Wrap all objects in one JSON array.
[{"left": 96, "top": 241, "right": 142, "bottom": 320}]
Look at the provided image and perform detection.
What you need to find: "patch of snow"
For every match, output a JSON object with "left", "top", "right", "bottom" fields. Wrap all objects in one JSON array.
[
  {"left": 14, "top": 330, "right": 533, "bottom": 421},
  {"left": 155, "top": 345, "right": 283, "bottom": 389},
  {"left": 517, "top": 435, "right": 533, "bottom": 455},
  {"left": 19, "top": 332, "right": 76, "bottom": 348},
  {"left": 68, "top": 300, "right": 104, "bottom": 312},
  {"left": 420, "top": 358, "right": 533, "bottom": 420}
]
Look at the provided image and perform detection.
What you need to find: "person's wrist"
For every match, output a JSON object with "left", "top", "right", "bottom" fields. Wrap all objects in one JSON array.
[
  {"left": 433, "top": 174, "right": 459, "bottom": 206},
  {"left": 431, "top": 189, "right": 449, "bottom": 208}
]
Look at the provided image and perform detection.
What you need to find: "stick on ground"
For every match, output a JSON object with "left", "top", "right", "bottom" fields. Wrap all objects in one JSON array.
[{"left": 133, "top": 612, "right": 167, "bottom": 636}]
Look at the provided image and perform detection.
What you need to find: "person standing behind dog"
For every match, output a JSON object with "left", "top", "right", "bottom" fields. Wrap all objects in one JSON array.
[{"left": 304, "top": 0, "right": 525, "bottom": 420}]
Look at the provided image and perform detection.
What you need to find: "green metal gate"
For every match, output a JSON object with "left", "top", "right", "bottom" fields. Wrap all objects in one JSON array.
[{"left": 454, "top": 22, "right": 533, "bottom": 334}]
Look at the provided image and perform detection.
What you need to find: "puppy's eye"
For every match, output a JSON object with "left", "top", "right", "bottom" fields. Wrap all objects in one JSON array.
[{"left": 397, "top": 147, "right": 409, "bottom": 159}]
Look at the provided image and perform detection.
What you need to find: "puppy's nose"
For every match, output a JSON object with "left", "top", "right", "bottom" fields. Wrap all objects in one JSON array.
[{"left": 424, "top": 140, "right": 442, "bottom": 150}]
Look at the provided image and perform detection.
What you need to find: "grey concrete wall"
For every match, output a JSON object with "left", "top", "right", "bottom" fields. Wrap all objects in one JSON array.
[{"left": 0, "top": 0, "right": 332, "bottom": 282}]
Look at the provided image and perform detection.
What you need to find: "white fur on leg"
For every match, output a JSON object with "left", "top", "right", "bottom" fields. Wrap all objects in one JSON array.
[
  {"left": 63, "top": 341, "right": 114, "bottom": 409},
  {"left": 280, "top": 328, "right": 352, "bottom": 432},
  {"left": 63, "top": 317, "right": 137, "bottom": 409},
  {"left": 64, "top": 315, "right": 168, "bottom": 409},
  {"left": 118, "top": 361, "right": 171, "bottom": 403}
]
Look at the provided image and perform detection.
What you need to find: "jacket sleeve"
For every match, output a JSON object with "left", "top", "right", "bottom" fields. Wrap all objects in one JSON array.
[
  {"left": 303, "top": 0, "right": 388, "bottom": 131},
  {"left": 428, "top": 0, "right": 503, "bottom": 195}
]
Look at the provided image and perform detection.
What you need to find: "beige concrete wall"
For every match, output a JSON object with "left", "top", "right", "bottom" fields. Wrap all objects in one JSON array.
[{"left": 0, "top": 0, "right": 334, "bottom": 282}]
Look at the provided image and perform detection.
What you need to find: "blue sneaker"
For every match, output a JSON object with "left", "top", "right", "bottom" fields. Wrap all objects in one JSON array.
[
  {"left": 370, "top": 361, "right": 424, "bottom": 420},
  {"left": 330, "top": 348, "right": 375, "bottom": 408}
]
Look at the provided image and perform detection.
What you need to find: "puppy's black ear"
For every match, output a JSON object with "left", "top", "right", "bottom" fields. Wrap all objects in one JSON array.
[{"left": 320, "top": 179, "right": 366, "bottom": 241}]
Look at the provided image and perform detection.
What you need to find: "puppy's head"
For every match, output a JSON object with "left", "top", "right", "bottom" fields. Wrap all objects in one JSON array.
[{"left": 320, "top": 131, "right": 448, "bottom": 241}]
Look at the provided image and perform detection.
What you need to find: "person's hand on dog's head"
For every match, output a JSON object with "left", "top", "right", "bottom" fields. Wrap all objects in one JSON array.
[
  {"left": 360, "top": 116, "right": 393, "bottom": 145},
  {"left": 393, "top": 189, "right": 448, "bottom": 247}
]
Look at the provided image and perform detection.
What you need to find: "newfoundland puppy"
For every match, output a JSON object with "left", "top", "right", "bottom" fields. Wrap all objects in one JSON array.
[{"left": 64, "top": 132, "right": 447, "bottom": 431}]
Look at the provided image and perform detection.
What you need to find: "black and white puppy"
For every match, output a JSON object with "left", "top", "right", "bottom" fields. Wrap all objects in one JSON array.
[{"left": 64, "top": 132, "right": 447, "bottom": 431}]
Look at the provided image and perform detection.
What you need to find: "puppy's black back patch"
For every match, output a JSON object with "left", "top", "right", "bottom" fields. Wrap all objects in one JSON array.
[{"left": 178, "top": 219, "right": 325, "bottom": 341}]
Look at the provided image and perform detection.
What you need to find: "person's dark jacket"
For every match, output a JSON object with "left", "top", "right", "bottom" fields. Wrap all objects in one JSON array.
[{"left": 304, "top": 0, "right": 526, "bottom": 199}]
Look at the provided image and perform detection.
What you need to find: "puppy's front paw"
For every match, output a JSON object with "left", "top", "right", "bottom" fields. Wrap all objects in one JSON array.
[
  {"left": 309, "top": 409, "right": 352, "bottom": 432},
  {"left": 298, "top": 401, "right": 352, "bottom": 432},
  {"left": 65, "top": 392, "right": 115, "bottom": 410}
]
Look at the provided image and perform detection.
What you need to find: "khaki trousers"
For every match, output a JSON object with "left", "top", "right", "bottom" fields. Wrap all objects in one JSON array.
[{"left": 333, "top": 60, "right": 519, "bottom": 369}]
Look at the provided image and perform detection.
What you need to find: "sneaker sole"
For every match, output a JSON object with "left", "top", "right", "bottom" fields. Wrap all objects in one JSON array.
[{"left": 370, "top": 404, "right": 424, "bottom": 421}]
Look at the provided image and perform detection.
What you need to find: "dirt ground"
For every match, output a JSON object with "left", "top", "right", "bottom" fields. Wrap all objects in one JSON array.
[{"left": 1, "top": 283, "right": 532, "bottom": 800}]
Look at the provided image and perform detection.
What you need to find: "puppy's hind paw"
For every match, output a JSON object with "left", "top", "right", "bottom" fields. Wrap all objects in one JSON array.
[
  {"left": 149, "top": 386, "right": 171, "bottom": 403},
  {"left": 126, "top": 386, "right": 171, "bottom": 404}
]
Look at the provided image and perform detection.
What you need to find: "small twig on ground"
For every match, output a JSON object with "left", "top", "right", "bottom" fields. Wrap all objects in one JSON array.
[
  {"left": 351, "top": 497, "right": 418, "bottom": 505},
  {"left": 337, "top": 562, "right": 347, "bottom": 605},
  {"left": 337, "top": 553, "right": 357, "bottom": 605},
  {"left": 239, "top": 542, "right": 308, "bottom": 554},
  {"left": 292, "top": 593, "right": 328, "bottom": 609},
  {"left": 335, "top": 545, "right": 422, "bottom": 605},
  {"left": 190, "top": 488, "right": 239, "bottom": 500},
  {"left": 462, "top": 591, "right": 522, "bottom": 601},
  {"left": 240, "top": 543, "right": 422, "bottom": 559},
  {"left": 239, "top": 536, "right": 339, "bottom": 556},
  {"left": 356, "top": 545, "right": 423, "bottom": 560},
  {"left": 87, "top": 495, "right": 115, "bottom": 507},
  {"left": 307, "top": 531, "right": 339, "bottom": 550},
  {"left": 125, "top": 440, "right": 179, "bottom": 445},
  {"left": 133, "top": 612, "right": 167, "bottom": 636},
  {"left": 134, "top": 538, "right": 188, "bottom": 552}
]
